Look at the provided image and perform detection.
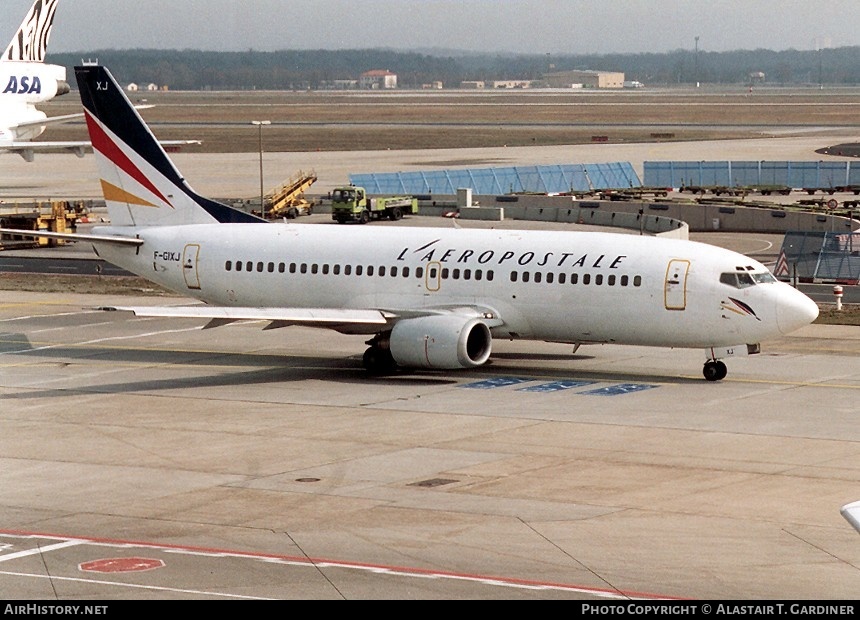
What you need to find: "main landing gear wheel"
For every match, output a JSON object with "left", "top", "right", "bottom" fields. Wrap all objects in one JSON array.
[
  {"left": 703, "top": 360, "right": 728, "bottom": 381},
  {"left": 363, "top": 346, "right": 397, "bottom": 375}
]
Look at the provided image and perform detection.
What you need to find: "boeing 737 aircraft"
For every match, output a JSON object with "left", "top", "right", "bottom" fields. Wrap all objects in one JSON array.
[{"left": 0, "top": 64, "right": 820, "bottom": 381}]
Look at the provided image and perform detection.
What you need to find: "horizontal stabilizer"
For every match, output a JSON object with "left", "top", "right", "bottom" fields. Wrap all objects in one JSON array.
[
  {"left": 4, "top": 138, "right": 201, "bottom": 161},
  {"left": 13, "top": 112, "right": 85, "bottom": 130},
  {"left": 6, "top": 141, "right": 89, "bottom": 161},
  {"left": 0, "top": 228, "right": 144, "bottom": 246}
]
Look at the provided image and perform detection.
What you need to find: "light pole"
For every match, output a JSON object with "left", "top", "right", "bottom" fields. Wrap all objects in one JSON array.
[
  {"left": 251, "top": 120, "right": 270, "bottom": 219},
  {"left": 694, "top": 36, "right": 699, "bottom": 87}
]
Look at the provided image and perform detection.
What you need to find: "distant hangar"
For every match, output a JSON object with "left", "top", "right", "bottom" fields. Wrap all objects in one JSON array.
[
  {"left": 459, "top": 70, "right": 628, "bottom": 90},
  {"left": 542, "top": 70, "right": 626, "bottom": 89}
]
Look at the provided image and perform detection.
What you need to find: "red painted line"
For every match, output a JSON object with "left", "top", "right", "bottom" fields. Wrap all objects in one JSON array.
[{"left": 0, "top": 527, "right": 683, "bottom": 599}]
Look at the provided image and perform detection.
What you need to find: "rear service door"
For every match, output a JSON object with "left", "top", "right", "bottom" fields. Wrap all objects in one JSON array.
[{"left": 183, "top": 243, "right": 201, "bottom": 290}]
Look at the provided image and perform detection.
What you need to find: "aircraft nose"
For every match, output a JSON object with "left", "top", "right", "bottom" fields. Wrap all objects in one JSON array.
[{"left": 777, "top": 286, "right": 819, "bottom": 334}]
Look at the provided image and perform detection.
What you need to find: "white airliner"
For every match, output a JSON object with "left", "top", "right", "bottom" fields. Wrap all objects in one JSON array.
[
  {"left": 0, "top": 0, "right": 88, "bottom": 161},
  {"left": 0, "top": 64, "right": 821, "bottom": 381},
  {"left": 1, "top": 0, "right": 199, "bottom": 161}
]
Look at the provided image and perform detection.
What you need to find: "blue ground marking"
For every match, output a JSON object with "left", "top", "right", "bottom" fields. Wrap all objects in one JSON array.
[
  {"left": 580, "top": 383, "right": 659, "bottom": 396},
  {"left": 460, "top": 377, "right": 533, "bottom": 389},
  {"left": 517, "top": 380, "right": 596, "bottom": 393}
]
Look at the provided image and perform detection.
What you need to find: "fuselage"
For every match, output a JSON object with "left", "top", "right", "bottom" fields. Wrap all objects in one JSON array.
[
  {"left": 0, "top": 60, "right": 67, "bottom": 143},
  {"left": 90, "top": 223, "right": 819, "bottom": 349}
]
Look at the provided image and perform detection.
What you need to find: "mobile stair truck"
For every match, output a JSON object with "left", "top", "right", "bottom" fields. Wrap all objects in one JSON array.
[
  {"left": 253, "top": 170, "right": 317, "bottom": 219},
  {"left": 330, "top": 185, "right": 418, "bottom": 224}
]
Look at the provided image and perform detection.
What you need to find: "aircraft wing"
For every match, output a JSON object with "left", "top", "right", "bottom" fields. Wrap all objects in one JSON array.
[
  {"left": 101, "top": 305, "right": 393, "bottom": 330},
  {"left": 156, "top": 139, "right": 203, "bottom": 150},
  {"left": 100, "top": 304, "right": 505, "bottom": 332}
]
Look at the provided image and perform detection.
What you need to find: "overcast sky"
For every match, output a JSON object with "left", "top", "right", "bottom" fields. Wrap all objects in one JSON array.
[{"left": 7, "top": 0, "right": 858, "bottom": 56}]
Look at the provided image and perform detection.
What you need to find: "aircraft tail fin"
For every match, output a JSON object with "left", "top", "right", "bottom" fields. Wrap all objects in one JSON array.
[
  {"left": 4, "top": 0, "right": 59, "bottom": 62},
  {"left": 74, "top": 63, "right": 263, "bottom": 227}
]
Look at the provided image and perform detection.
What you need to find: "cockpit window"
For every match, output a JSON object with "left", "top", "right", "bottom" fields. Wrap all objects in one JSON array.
[
  {"left": 720, "top": 272, "right": 756, "bottom": 288},
  {"left": 752, "top": 272, "right": 777, "bottom": 284},
  {"left": 737, "top": 272, "right": 755, "bottom": 287}
]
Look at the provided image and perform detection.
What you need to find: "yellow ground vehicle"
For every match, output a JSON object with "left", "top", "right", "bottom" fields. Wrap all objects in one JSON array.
[
  {"left": 254, "top": 170, "right": 317, "bottom": 219},
  {"left": 330, "top": 186, "right": 417, "bottom": 224}
]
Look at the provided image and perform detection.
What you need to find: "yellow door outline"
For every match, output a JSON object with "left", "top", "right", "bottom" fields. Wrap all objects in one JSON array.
[
  {"left": 182, "top": 243, "right": 201, "bottom": 290},
  {"left": 664, "top": 259, "right": 689, "bottom": 310},
  {"left": 424, "top": 261, "right": 441, "bottom": 292}
]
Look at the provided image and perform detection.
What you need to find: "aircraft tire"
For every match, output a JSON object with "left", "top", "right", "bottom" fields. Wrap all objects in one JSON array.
[
  {"left": 363, "top": 346, "right": 397, "bottom": 375},
  {"left": 703, "top": 360, "right": 728, "bottom": 381}
]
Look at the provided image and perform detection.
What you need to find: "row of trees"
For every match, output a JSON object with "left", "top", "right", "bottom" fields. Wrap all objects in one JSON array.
[{"left": 50, "top": 46, "right": 860, "bottom": 91}]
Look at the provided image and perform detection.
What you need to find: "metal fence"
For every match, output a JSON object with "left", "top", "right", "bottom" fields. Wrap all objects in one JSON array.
[
  {"left": 349, "top": 162, "right": 641, "bottom": 195},
  {"left": 776, "top": 231, "right": 860, "bottom": 283},
  {"left": 644, "top": 161, "right": 860, "bottom": 189}
]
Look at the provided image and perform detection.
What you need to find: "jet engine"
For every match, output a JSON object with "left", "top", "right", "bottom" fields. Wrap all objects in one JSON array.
[{"left": 389, "top": 315, "right": 492, "bottom": 369}]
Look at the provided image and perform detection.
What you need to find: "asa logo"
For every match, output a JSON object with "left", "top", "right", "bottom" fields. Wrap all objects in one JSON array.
[{"left": 3, "top": 75, "right": 42, "bottom": 95}]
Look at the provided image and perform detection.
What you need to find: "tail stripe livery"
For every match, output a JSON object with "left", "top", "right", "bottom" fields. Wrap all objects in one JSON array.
[
  {"left": 4, "top": 0, "right": 59, "bottom": 62},
  {"left": 83, "top": 111, "right": 173, "bottom": 209},
  {"left": 99, "top": 180, "right": 160, "bottom": 209},
  {"left": 75, "top": 64, "right": 262, "bottom": 225}
]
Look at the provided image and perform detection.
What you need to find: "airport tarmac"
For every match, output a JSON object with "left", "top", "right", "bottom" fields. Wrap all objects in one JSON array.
[
  {"left": 0, "top": 289, "right": 859, "bottom": 600},
  {"left": 1, "top": 133, "right": 860, "bottom": 600}
]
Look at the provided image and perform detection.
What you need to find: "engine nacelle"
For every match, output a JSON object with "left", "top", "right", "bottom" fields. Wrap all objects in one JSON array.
[{"left": 389, "top": 315, "right": 492, "bottom": 369}]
